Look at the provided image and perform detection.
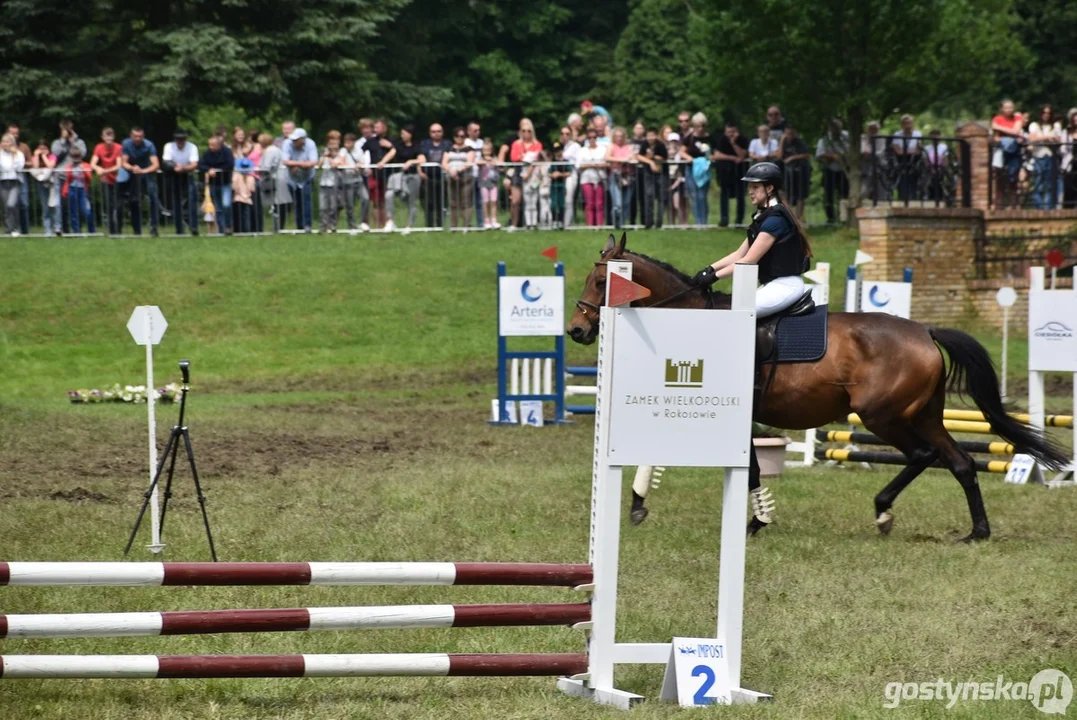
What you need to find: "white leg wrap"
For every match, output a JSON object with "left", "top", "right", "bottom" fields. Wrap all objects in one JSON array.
[
  {"left": 750, "top": 486, "right": 775, "bottom": 524},
  {"left": 632, "top": 466, "right": 666, "bottom": 497}
]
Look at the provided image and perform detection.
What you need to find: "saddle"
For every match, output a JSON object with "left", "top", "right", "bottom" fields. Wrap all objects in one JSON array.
[{"left": 755, "top": 290, "right": 829, "bottom": 405}]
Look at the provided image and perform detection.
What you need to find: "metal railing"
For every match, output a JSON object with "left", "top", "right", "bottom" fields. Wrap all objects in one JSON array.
[
  {"left": 866, "top": 135, "right": 971, "bottom": 208},
  {"left": 1, "top": 159, "right": 852, "bottom": 237},
  {"left": 987, "top": 141, "right": 1077, "bottom": 211},
  {"left": 974, "top": 231, "right": 1077, "bottom": 279}
]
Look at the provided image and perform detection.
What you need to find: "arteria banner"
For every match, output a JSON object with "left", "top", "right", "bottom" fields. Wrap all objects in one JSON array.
[
  {"left": 606, "top": 308, "right": 754, "bottom": 467},
  {"left": 498, "top": 276, "right": 565, "bottom": 337}
]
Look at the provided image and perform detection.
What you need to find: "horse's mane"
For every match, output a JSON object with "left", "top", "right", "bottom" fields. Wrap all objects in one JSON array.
[
  {"left": 621, "top": 249, "right": 731, "bottom": 302},
  {"left": 622, "top": 249, "right": 694, "bottom": 286}
]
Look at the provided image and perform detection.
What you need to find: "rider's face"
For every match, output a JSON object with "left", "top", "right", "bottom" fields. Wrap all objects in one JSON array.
[{"left": 748, "top": 183, "right": 769, "bottom": 205}]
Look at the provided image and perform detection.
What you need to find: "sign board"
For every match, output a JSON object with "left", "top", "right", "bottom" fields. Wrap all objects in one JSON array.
[
  {"left": 498, "top": 276, "right": 564, "bottom": 337},
  {"left": 127, "top": 306, "right": 168, "bottom": 346},
  {"left": 607, "top": 308, "right": 754, "bottom": 467},
  {"left": 846, "top": 280, "right": 912, "bottom": 318},
  {"left": 490, "top": 399, "right": 517, "bottom": 424},
  {"left": 659, "top": 637, "right": 732, "bottom": 706},
  {"left": 1029, "top": 290, "right": 1077, "bottom": 372},
  {"left": 519, "top": 400, "right": 544, "bottom": 427},
  {"left": 1004, "top": 453, "right": 1040, "bottom": 485}
]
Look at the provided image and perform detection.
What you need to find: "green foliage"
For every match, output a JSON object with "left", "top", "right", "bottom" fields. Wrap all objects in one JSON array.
[
  {"left": 611, "top": 0, "right": 709, "bottom": 128},
  {"left": 0, "top": 0, "right": 416, "bottom": 140},
  {"left": 999, "top": 0, "right": 1077, "bottom": 111}
]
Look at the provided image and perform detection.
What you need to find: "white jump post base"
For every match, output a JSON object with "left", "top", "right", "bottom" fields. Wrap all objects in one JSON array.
[{"left": 559, "top": 262, "right": 768, "bottom": 708}]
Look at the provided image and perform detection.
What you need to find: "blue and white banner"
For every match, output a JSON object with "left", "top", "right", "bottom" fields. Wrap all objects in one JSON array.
[
  {"left": 498, "top": 276, "right": 564, "bottom": 336},
  {"left": 846, "top": 280, "right": 913, "bottom": 319}
]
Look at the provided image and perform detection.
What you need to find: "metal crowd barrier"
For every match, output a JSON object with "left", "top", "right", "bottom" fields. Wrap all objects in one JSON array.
[{"left": 2, "top": 159, "right": 851, "bottom": 237}]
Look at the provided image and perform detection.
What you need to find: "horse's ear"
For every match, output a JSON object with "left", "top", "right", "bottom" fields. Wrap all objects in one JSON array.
[
  {"left": 601, "top": 233, "right": 617, "bottom": 256},
  {"left": 617, "top": 232, "right": 627, "bottom": 256}
]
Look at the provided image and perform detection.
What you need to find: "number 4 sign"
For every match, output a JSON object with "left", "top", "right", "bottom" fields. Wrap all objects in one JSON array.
[{"left": 660, "top": 638, "right": 734, "bottom": 706}]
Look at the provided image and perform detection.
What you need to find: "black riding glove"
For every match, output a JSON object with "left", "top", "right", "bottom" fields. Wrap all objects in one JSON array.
[{"left": 691, "top": 266, "right": 717, "bottom": 287}]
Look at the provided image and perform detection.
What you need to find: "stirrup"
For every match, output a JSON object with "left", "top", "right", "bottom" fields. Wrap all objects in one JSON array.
[{"left": 750, "top": 486, "right": 775, "bottom": 524}]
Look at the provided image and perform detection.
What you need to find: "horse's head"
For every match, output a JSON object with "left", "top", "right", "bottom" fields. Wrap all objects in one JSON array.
[{"left": 567, "top": 233, "right": 626, "bottom": 345}]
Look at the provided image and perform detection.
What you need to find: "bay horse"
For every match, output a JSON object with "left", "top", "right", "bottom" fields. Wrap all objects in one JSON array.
[{"left": 568, "top": 234, "right": 1069, "bottom": 542}]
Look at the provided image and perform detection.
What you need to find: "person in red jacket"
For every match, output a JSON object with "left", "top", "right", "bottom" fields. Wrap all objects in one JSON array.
[{"left": 62, "top": 146, "right": 95, "bottom": 234}]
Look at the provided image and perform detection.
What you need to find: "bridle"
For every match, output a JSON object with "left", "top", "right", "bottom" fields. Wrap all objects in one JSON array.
[{"left": 573, "top": 259, "right": 716, "bottom": 320}]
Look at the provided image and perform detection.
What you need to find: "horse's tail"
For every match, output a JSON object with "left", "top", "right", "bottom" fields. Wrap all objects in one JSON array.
[{"left": 929, "top": 327, "right": 1070, "bottom": 469}]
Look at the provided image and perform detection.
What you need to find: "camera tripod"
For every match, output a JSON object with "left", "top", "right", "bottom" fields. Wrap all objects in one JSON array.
[{"left": 124, "top": 359, "right": 218, "bottom": 560}]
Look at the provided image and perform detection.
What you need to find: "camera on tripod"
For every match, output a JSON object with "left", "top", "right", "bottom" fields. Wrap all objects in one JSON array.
[{"left": 125, "top": 358, "right": 217, "bottom": 561}]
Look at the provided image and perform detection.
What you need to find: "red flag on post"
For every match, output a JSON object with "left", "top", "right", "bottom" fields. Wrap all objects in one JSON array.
[
  {"left": 541, "top": 246, "right": 558, "bottom": 262},
  {"left": 607, "top": 272, "right": 651, "bottom": 307}
]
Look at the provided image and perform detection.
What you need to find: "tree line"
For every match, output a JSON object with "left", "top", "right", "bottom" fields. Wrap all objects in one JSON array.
[{"left": 2, "top": 0, "right": 1071, "bottom": 158}]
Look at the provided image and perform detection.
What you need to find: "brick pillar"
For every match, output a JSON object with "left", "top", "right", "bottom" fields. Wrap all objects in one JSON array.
[{"left": 956, "top": 121, "right": 990, "bottom": 211}]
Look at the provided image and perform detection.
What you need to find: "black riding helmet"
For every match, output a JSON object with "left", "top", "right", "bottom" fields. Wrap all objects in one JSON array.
[{"left": 741, "top": 161, "right": 782, "bottom": 190}]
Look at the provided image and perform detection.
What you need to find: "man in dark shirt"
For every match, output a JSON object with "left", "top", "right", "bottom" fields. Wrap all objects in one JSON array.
[
  {"left": 417, "top": 123, "right": 451, "bottom": 227},
  {"left": 779, "top": 126, "right": 812, "bottom": 218},
  {"left": 766, "top": 105, "right": 787, "bottom": 133},
  {"left": 198, "top": 135, "right": 235, "bottom": 235},
  {"left": 636, "top": 127, "right": 668, "bottom": 229},
  {"left": 712, "top": 122, "right": 750, "bottom": 226}
]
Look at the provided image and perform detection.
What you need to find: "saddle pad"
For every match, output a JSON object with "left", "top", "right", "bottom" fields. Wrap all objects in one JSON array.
[{"left": 774, "top": 304, "right": 828, "bottom": 363}]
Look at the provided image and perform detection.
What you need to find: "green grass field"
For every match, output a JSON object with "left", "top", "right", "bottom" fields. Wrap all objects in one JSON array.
[{"left": 0, "top": 230, "right": 1074, "bottom": 719}]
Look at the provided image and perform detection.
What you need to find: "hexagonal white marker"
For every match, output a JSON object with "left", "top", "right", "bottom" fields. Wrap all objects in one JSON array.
[
  {"left": 996, "top": 287, "right": 1016, "bottom": 308},
  {"left": 127, "top": 306, "right": 168, "bottom": 346}
]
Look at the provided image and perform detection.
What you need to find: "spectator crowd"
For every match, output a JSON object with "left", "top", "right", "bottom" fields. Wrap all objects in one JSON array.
[{"left": 2, "top": 99, "right": 1059, "bottom": 238}]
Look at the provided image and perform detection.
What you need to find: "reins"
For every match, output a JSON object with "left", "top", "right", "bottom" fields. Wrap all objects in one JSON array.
[{"left": 573, "top": 258, "right": 718, "bottom": 316}]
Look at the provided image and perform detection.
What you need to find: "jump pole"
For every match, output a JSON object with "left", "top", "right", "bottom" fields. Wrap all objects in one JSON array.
[{"left": 0, "top": 603, "right": 592, "bottom": 639}]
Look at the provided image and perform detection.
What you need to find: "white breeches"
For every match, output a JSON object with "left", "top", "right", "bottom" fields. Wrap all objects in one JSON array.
[{"left": 756, "top": 276, "right": 806, "bottom": 318}]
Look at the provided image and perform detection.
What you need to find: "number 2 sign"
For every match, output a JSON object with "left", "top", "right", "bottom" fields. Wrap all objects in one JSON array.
[{"left": 660, "top": 637, "right": 733, "bottom": 706}]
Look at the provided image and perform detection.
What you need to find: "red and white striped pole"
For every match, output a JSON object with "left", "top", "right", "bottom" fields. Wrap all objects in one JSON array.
[
  {"left": 0, "top": 603, "right": 591, "bottom": 639},
  {"left": 0, "top": 653, "right": 589, "bottom": 679},
  {"left": 0, "top": 562, "right": 592, "bottom": 588}
]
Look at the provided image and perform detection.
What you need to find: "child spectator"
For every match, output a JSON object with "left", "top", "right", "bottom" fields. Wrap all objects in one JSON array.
[
  {"left": 548, "top": 142, "right": 571, "bottom": 230},
  {"left": 29, "top": 139, "right": 60, "bottom": 236},
  {"left": 62, "top": 146, "right": 95, "bottom": 234},
  {"left": 538, "top": 151, "right": 553, "bottom": 228},
  {"left": 665, "top": 133, "right": 687, "bottom": 225},
  {"left": 341, "top": 133, "right": 369, "bottom": 231},
  {"left": 522, "top": 150, "right": 546, "bottom": 230},
  {"left": 233, "top": 158, "right": 256, "bottom": 232},
  {"left": 317, "top": 130, "right": 344, "bottom": 232},
  {"left": 478, "top": 138, "right": 500, "bottom": 229}
]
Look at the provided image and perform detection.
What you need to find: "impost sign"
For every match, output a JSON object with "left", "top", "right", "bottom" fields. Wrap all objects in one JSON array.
[
  {"left": 607, "top": 307, "right": 754, "bottom": 467},
  {"left": 498, "top": 276, "right": 565, "bottom": 337}
]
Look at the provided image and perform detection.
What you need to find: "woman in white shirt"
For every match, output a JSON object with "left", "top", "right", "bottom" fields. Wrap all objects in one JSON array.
[
  {"left": 1028, "top": 104, "right": 1063, "bottom": 209},
  {"left": 576, "top": 128, "right": 608, "bottom": 226},
  {"left": 0, "top": 133, "right": 26, "bottom": 236},
  {"left": 747, "top": 125, "right": 779, "bottom": 163}
]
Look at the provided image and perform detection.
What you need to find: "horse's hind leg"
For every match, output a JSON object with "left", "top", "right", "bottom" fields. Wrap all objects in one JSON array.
[
  {"left": 915, "top": 419, "right": 991, "bottom": 542},
  {"left": 861, "top": 418, "right": 939, "bottom": 535}
]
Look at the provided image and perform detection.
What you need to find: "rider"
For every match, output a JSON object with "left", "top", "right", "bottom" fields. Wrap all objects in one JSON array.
[
  {"left": 689, "top": 161, "right": 812, "bottom": 317},
  {"left": 689, "top": 161, "right": 813, "bottom": 534}
]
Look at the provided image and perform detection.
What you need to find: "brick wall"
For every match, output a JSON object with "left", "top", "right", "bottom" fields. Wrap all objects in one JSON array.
[{"left": 854, "top": 205, "right": 1074, "bottom": 331}]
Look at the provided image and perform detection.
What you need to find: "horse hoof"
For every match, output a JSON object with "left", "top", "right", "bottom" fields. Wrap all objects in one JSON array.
[
  {"left": 957, "top": 531, "right": 990, "bottom": 544},
  {"left": 875, "top": 510, "right": 894, "bottom": 535},
  {"left": 630, "top": 507, "right": 649, "bottom": 526},
  {"left": 747, "top": 517, "right": 769, "bottom": 537}
]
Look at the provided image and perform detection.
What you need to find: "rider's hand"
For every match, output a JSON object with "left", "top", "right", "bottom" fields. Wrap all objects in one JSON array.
[{"left": 691, "top": 266, "right": 717, "bottom": 287}]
